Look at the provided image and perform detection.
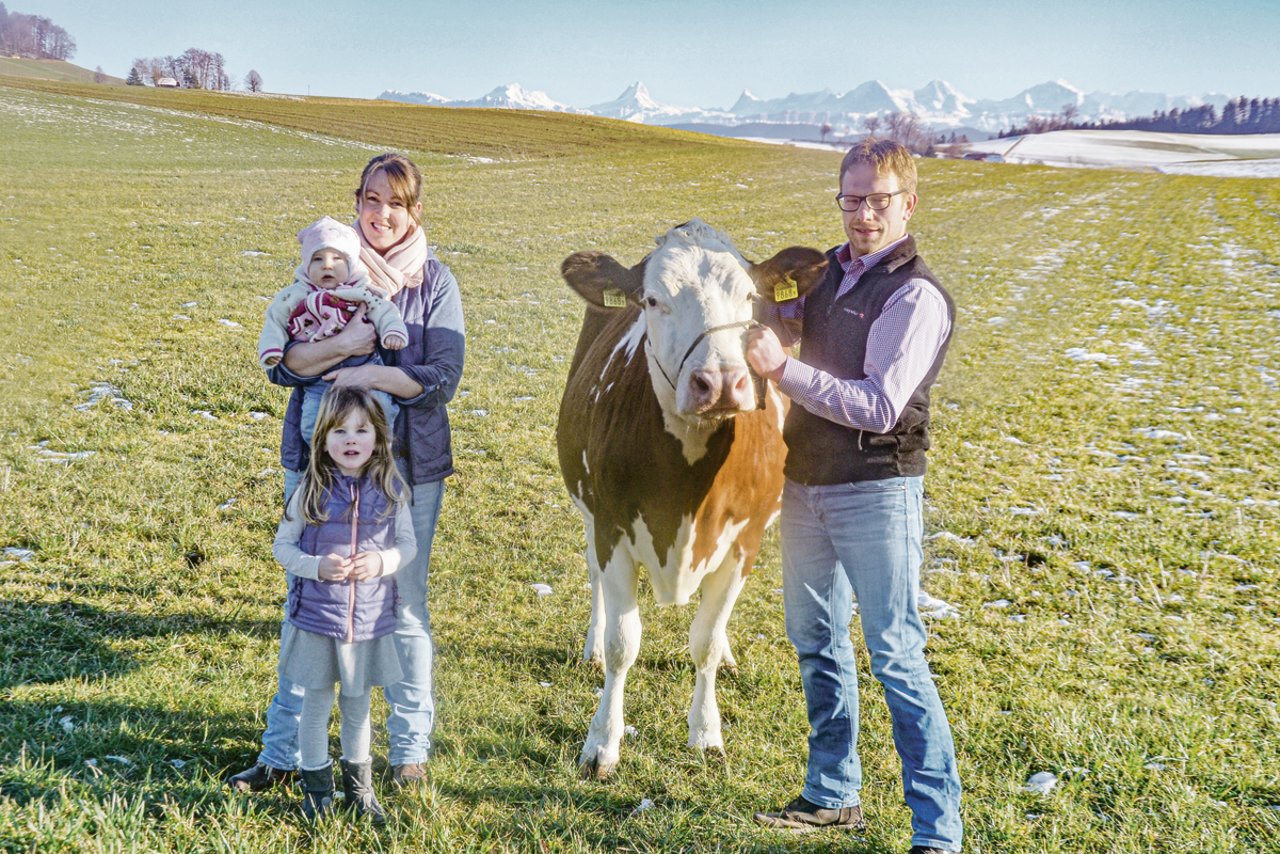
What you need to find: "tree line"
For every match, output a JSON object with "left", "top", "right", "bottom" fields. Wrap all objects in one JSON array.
[
  {"left": 998, "top": 97, "right": 1280, "bottom": 137},
  {"left": 0, "top": 3, "right": 74, "bottom": 60},
  {"left": 129, "top": 50, "right": 230, "bottom": 90},
  {"left": 126, "top": 50, "right": 263, "bottom": 93}
]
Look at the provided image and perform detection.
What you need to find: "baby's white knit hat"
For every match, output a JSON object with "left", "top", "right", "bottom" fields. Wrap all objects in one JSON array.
[{"left": 297, "top": 216, "right": 363, "bottom": 273}]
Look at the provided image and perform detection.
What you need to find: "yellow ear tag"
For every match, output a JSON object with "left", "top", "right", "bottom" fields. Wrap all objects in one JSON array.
[
  {"left": 602, "top": 288, "right": 627, "bottom": 308},
  {"left": 774, "top": 276, "right": 799, "bottom": 302}
]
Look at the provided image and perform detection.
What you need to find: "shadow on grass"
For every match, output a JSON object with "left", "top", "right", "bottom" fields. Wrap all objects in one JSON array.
[
  {"left": 0, "top": 696, "right": 288, "bottom": 809},
  {"left": 428, "top": 777, "right": 894, "bottom": 852},
  {"left": 0, "top": 597, "right": 281, "bottom": 689}
]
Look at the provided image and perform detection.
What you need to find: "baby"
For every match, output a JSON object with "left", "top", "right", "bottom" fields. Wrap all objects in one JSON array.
[{"left": 258, "top": 216, "right": 406, "bottom": 446}]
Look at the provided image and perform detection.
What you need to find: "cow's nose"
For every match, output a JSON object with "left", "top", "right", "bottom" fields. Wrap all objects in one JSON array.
[{"left": 688, "top": 366, "right": 752, "bottom": 413}]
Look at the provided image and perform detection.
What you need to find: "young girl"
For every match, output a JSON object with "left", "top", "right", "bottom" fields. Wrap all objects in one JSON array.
[{"left": 272, "top": 386, "right": 416, "bottom": 823}]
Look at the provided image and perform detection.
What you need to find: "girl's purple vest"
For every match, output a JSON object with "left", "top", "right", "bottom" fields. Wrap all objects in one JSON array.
[{"left": 287, "top": 474, "right": 399, "bottom": 643}]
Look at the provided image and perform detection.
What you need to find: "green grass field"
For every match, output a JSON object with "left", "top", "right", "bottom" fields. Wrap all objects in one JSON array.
[{"left": 0, "top": 78, "right": 1277, "bottom": 853}]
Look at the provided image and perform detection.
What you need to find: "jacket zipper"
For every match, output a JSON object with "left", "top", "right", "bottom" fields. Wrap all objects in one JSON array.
[{"left": 347, "top": 481, "right": 358, "bottom": 643}]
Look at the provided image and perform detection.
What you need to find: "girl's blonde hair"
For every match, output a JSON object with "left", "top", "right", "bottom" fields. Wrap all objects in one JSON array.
[{"left": 296, "top": 386, "right": 406, "bottom": 526}]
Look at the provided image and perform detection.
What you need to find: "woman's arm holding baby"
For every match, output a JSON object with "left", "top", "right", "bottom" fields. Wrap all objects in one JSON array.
[{"left": 281, "top": 304, "right": 378, "bottom": 377}]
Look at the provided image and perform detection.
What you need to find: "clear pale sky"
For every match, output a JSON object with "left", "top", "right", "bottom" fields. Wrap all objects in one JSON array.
[{"left": 26, "top": 0, "right": 1280, "bottom": 106}]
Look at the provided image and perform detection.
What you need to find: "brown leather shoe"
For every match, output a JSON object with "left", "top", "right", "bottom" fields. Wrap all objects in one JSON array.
[
  {"left": 226, "top": 762, "right": 295, "bottom": 793},
  {"left": 754, "top": 795, "right": 865, "bottom": 831},
  {"left": 390, "top": 762, "right": 427, "bottom": 788}
]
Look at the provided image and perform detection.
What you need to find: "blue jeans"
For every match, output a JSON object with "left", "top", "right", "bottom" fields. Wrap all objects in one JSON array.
[
  {"left": 299, "top": 381, "right": 398, "bottom": 448},
  {"left": 781, "top": 476, "right": 962, "bottom": 852},
  {"left": 258, "top": 471, "right": 443, "bottom": 769}
]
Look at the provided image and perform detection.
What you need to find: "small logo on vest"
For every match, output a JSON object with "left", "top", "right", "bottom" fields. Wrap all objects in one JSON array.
[{"left": 841, "top": 307, "right": 866, "bottom": 318}]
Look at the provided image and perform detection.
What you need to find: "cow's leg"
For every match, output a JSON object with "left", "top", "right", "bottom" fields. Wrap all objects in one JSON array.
[
  {"left": 687, "top": 558, "right": 747, "bottom": 753},
  {"left": 579, "top": 552, "right": 640, "bottom": 779},
  {"left": 581, "top": 534, "right": 605, "bottom": 665}
]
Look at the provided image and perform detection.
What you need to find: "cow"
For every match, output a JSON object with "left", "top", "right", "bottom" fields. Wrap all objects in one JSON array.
[{"left": 557, "top": 219, "right": 827, "bottom": 779}]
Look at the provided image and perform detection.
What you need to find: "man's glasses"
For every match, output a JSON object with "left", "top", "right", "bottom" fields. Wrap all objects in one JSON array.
[{"left": 835, "top": 189, "right": 909, "bottom": 212}]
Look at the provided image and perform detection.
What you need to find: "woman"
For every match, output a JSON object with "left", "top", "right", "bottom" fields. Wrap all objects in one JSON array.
[{"left": 229, "top": 152, "right": 465, "bottom": 790}]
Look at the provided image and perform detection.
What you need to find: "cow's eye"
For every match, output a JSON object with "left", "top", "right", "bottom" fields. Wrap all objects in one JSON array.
[{"left": 644, "top": 295, "right": 659, "bottom": 309}]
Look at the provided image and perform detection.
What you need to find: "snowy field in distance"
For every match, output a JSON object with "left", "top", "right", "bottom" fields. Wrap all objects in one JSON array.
[{"left": 963, "top": 129, "right": 1280, "bottom": 177}]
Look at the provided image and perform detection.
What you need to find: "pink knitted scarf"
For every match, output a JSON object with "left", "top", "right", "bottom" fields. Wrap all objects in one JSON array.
[{"left": 355, "top": 221, "right": 430, "bottom": 297}]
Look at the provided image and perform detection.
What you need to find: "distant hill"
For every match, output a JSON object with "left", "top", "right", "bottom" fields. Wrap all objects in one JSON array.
[
  {"left": 0, "top": 57, "right": 124, "bottom": 85},
  {"left": 0, "top": 74, "right": 754, "bottom": 162}
]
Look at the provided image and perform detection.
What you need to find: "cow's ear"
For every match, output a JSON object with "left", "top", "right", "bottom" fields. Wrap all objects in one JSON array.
[
  {"left": 561, "top": 251, "right": 646, "bottom": 308},
  {"left": 749, "top": 246, "right": 828, "bottom": 305}
]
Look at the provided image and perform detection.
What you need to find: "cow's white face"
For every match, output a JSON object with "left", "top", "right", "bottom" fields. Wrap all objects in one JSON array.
[{"left": 641, "top": 221, "right": 759, "bottom": 423}]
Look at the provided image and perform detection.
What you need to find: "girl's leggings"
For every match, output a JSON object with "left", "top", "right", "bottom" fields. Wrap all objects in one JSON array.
[{"left": 298, "top": 685, "right": 371, "bottom": 770}]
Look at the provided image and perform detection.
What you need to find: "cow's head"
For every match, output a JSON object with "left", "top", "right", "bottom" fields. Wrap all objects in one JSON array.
[{"left": 562, "top": 219, "right": 826, "bottom": 426}]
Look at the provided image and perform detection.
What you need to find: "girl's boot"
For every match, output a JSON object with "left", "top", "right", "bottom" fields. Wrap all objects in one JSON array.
[
  {"left": 299, "top": 763, "right": 335, "bottom": 822},
  {"left": 339, "top": 758, "right": 387, "bottom": 824}
]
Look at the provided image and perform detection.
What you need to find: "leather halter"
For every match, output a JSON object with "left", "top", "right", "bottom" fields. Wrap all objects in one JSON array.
[{"left": 647, "top": 318, "right": 767, "bottom": 409}]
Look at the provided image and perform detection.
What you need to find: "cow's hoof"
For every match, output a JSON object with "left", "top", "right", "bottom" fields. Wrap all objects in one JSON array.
[
  {"left": 720, "top": 648, "right": 738, "bottom": 673},
  {"left": 578, "top": 746, "right": 618, "bottom": 780},
  {"left": 688, "top": 734, "right": 725, "bottom": 754}
]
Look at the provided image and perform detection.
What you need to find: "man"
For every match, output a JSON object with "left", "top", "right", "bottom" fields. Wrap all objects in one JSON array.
[{"left": 746, "top": 138, "right": 962, "bottom": 854}]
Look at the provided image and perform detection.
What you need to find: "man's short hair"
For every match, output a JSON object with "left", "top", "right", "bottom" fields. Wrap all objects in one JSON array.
[{"left": 839, "top": 138, "right": 917, "bottom": 194}]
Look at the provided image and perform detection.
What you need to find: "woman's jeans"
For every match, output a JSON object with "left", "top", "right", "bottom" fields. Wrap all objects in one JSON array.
[
  {"left": 258, "top": 471, "right": 443, "bottom": 769},
  {"left": 781, "top": 476, "right": 962, "bottom": 852}
]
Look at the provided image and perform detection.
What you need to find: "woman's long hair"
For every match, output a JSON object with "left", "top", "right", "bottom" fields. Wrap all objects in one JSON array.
[{"left": 296, "top": 386, "right": 405, "bottom": 526}]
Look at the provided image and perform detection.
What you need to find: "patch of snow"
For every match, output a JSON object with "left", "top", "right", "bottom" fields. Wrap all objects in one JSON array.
[
  {"left": 75, "top": 382, "right": 133, "bottom": 411},
  {"left": 34, "top": 447, "right": 95, "bottom": 463},
  {"left": 928, "top": 531, "right": 975, "bottom": 545},
  {"left": 1024, "top": 771, "right": 1058, "bottom": 794},
  {"left": 919, "top": 590, "right": 960, "bottom": 620},
  {"left": 1134, "top": 427, "right": 1187, "bottom": 441},
  {"left": 1065, "top": 348, "right": 1112, "bottom": 363},
  {"left": 630, "top": 797, "right": 656, "bottom": 816}
]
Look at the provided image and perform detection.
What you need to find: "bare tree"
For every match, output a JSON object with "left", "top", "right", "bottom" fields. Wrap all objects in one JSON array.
[
  {"left": 820, "top": 122, "right": 832, "bottom": 144},
  {"left": 93, "top": 65, "right": 105, "bottom": 84},
  {"left": 44, "top": 23, "right": 73, "bottom": 60},
  {"left": 245, "top": 69, "right": 263, "bottom": 93},
  {"left": 863, "top": 115, "right": 881, "bottom": 137},
  {"left": 883, "top": 111, "right": 931, "bottom": 154},
  {"left": 176, "top": 47, "right": 229, "bottom": 90}
]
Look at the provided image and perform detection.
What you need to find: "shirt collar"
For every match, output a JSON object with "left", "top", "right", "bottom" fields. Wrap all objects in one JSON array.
[{"left": 836, "top": 234, "right": 911, "bottom": 273}]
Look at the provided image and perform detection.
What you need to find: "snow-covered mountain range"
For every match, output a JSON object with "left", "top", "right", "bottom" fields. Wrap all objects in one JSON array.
[{"left": 378, "top": 79, "right": 1231, "bottom": 138}]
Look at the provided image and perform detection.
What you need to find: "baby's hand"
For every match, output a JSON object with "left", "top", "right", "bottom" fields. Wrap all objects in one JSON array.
[
  {"left": 347, "top": 551, "right": 384, "bottom": 581},
  {"left": 383, "top": 332, "right": 407, "bottom": 351},
  {"left": 263, "top": 355, "right": 281, "bottom": 367},
  {"left": 318, "top": 553, "right": 350, "bottom": 581}
]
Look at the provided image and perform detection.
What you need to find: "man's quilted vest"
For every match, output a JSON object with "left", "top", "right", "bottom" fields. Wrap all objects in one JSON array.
[
  {"left": 286, "top": 474, "right": 399, "bottom": 643},
  {"left": 783, "top": 237, "right": 955, "bottom": 485}
]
